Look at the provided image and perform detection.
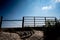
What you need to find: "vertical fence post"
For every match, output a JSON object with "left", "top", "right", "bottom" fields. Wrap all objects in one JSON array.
[
  {"left": 0, "top": 16, "right": 3, "bottom": 32},
  {"left": 45, "top": 17, "right": 46, "bottom": 27},
  {"left": 55, "top": 17, "right": 57, "bottom": 26},
  {"left": 34, "top": 17, "right": 35, "bottom": 27},
  {"left": 22, "top": 17, "right": 24, "bottom": 28}
]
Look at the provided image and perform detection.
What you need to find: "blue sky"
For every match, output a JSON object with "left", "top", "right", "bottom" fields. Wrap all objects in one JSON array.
[
  {"left": 0, "top": 0, "right": 60, "bottom": 28},
  {"left": 1, "top": 0, "right": 60, "bottom": 19}
]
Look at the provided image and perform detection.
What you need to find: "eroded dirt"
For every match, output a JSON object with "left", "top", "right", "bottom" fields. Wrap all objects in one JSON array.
[{"left": 0, "top": 30, "right": 44, "bottom": 40}]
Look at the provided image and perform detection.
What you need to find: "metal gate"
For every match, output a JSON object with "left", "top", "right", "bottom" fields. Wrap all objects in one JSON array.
[
  {"left": 0, "top": 16, "right": 57, "bottom": 28},
  {"left": 0, "top": 16, "right": 22, "bottom": 28},
  {"left": 22, "top": 16, "right": 57, "bottom": 27}
]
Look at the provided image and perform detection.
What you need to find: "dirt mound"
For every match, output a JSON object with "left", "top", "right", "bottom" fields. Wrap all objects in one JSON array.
[
  {"left": 0, "top": 32, "right": 21, "bottom": 40},
  {"left": 0, "top": 30, "right": 44, "bottom": 40},
  {"left": 25, "top": 30, "right": 44, "bottom": 40}
]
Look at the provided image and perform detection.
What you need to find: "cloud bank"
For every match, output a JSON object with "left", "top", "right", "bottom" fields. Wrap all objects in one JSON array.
[
  {"left": 42, "top": 6, "right": 53, "bottom": 10},
  {"left": 54, "top": 0, "right": 60, "bottom": 2}
]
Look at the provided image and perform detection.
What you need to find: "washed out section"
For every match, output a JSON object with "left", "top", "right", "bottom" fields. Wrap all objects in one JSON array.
[{"left": 2, "top": 21, "right": 22, "bottom": 28}]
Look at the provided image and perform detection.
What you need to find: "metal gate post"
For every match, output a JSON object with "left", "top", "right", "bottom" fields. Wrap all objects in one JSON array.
[
  {"left": 22, "top": 17, "right": 24, "bottom": 28},
  {"left": 45, "top": 17, "right": 46, "bottom": 27},
  {"left": 34, "top": 17, "right": 35, "bottom": 27},
  {"left": 55, "top": 17, "right": 57, "bottom": 26},
  {"left": 0, "top": 16, "right": 3, "bottom": 32}
]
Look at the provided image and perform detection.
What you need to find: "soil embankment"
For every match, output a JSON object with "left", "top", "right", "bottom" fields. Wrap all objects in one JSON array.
[{"left": 0, "top": 30, "right": 44, "bottom": 40}]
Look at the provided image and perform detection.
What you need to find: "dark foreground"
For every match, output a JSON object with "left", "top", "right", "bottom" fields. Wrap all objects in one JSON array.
[
  {"left": 0, "top": 28, "right": 44, "bottom": 40},
  {"left": 0, "top": 26, "right": 60, "bottom": 40}
]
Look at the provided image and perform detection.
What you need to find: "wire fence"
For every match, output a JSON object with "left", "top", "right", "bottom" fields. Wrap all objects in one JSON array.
[
  {"left": 23, "top": 16, "right": 57, "bottom": 27},
  {"left": 0, "top": 16, "right": 22, "bottom": 28},
  {"left": 0, "top": 16, "right": 57, "bottom": 28}
]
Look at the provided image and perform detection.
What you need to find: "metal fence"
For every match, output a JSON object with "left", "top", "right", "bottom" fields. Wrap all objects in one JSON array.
[
  {"left": 0, "top": 16, "right": 22, "bottom": 28},
  {"left": 23, "top": 16, "right": 57, "bottom": 27},
  {"left": 0, "top": 16, "right": 57, "bottom": 28}
]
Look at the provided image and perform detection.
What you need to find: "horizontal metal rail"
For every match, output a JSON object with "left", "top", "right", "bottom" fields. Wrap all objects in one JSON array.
[
  {"left": 2, "top": 20, "right": 22, "bottom": 21},
  {"left": 24, "top": 16, "right": 56, "bottom": 18}
]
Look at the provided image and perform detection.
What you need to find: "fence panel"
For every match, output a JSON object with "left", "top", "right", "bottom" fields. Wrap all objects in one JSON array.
[
  {"left": 23, "top": 16, "right": 56, "bottom": 27},
  {"left": 0, "top": 16, "right": 22, "bottom": 28},
  {"left": 2, "top": 20, "right": 22, "bottom": 28},
  {"left": 0, "top": 16, "right": 57, "bottom": 28}
]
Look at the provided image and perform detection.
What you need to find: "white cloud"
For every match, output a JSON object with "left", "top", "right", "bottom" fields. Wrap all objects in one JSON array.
[
  {"left": 42, "top": 6, "right": 53, "bottom": 11},
  {"left": 54, "top": 0, "right": 60, "bottom": 2}
]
